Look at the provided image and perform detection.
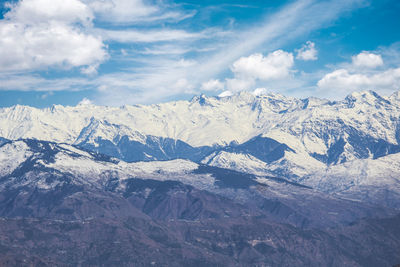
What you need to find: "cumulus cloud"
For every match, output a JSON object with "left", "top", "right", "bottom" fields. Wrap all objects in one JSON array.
[
  {"left": 78, "top": 97, "right": 94, "bottom": 105},
  {"left": 231, "top": 50, "right": 294, "bottom": 81},
  {"left": 317, "top": 50, "right": 399, "bottom": 96},
  {"left": 317, "top": 68, "right": 400, "bottom": 92},
  {"left": 200, "top": 79, "right": 225, "bottom": 91},
  {"left": 224, "top": 50, "right": 294, "bottom": 92},
  {"left": 0, "top": 0, "right": 107, "bottom": 72},
  {"left": 296, "top": 41, "right": 318, "bottom": 61},
  {"left": 5, "top": 0, "right": 94, "bottom": 25},
  {"left": 351, "top": 51, "right": 383, "bottom": 68}
]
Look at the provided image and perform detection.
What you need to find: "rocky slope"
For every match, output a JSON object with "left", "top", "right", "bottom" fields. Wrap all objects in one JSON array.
[
  {"left": 0, "top": 139, "right": 400, "bottom": 266},
  {"left": 1, "top": 90, "right": 400, "bottom": 266}
]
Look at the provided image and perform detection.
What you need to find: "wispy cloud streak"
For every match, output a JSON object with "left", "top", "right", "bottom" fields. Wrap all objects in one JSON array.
[{"left": 92, "top": 0, "right": 366, "bottom": 104}]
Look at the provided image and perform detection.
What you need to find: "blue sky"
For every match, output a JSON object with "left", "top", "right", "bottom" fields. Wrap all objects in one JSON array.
[{"left": 0, "top": 0, "right": 399, "bottom": 107}]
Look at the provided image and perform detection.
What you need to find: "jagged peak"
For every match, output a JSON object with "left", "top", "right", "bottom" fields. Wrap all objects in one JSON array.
[
  {"left": 190, "top": 94, "right": 205, "bottom": 103},
  {"left": 191, "top": 90, "right": 303, "bottom": 113},
  {"left": 345, "top": 90, "right": 379, "bottom": 101},
  {"left": 301, "top": 96, "right": 331, "bottom": 109},
  {"left": 2, "top": 90, "right": 400, "bottom": 113},
  {"left": 75, "top": 117, "right": 147, "bottom": 145},
  {"left": 9, "top": 104, "right": 35, "bottom": 112},
  {"left": 48, "top": 104, "right": 66, "bottom": 113},
  {"left": 198, "top": 93, "right": 208, "bottom": 105},
  {"left": 344, "top": 90, "right": 390, "bottom": 106},
  {"left": 190, "top": 93, "right": 223, "bottom": 107},
  {"left": 389, "top": 90, "right": 400, "bottom": 102}
]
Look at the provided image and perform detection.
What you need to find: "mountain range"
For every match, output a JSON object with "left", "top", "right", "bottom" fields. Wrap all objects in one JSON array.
[{"left": 1, "top": 90, "right": 400, "bottom": 266}]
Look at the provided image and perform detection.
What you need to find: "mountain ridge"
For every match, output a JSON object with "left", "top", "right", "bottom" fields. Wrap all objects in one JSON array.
[
  {"left": 2, "top": 90, "right": 399, "bottom": 146},
  {"left": 2, "top": 90, "right": 400, "bottom": 168},
  {"left": 2, "top": 90, "right": 400, "bottom": 208},
  {"left": 0, "top": 136, "right": 400, "bottom": 265}
]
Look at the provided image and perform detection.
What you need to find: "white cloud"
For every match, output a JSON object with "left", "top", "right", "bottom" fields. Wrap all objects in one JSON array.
[
  {"left": 0, "top": 73, "right": 89, "bottom": 92},
  {"left": 141, "top": 45, "right": 190, "bottom": 55},
  {"left": 99, "top": 28, "right": 216, "bottom": 43},
  {"left": 231, "top": 50, "right": 294, "bottom": 81},
  {"left": 176, "top": 59, "right": 197, "bottom": 68},
  {"left": 226, "top": 78, "right": 255, "bottom": 92},
  {"left": 352, "top": 51, "right": 383, "bottom": 68},
  {"left": 201, "top": 79, "right": 225, "bottom": 91},
  {"left": 296, "top": 41, "right": 318, "bottom": 61},
  {"left": 252, "top": 88, "right": 268, "bottom": 96},
  {"left": 5, "top": 0, "right": 94, "bottom": 25},
  {"left": 190, "top": 0, "right": 365, "bottom": 89},
  {"left": 78, "top": 97, "right": 93, "bottom": 105},
  {"left": 85, "top": 0, "right": 194, "bottom": 24},
  {"left": 317, "top": 49, "right": 399, "bottom": 97},
  {"left": 81, "top": 64, "right": 99, "bottom": 75},
  {"left": 173, "top": 78, "right": 194, "bottom": 93},
  {"left": 87, "top": 0, "right": 156, "bottom": 19},
  {"left": 0, "top": 0, "right": 107, "bottom": 72},
  {"left": 40, "top": 91, "right": 54, "bottom": 99},
  {"left": 224, "top": 50, "right": 294, "bottom": 93},
  {"left": 317, "top": 68, "right": 400, "bottom": 92},
  {"left": 218, "top": 91, "right": 233, "bottom": 97},
  {"left": 120, "top": 49, "right": 128, "bottom": 56},
  {"left": 0, "top": 0, "right": 368, "bottom": 106},
  {"left": 97, "top": 85, "right": 108, "bottom": 92}
]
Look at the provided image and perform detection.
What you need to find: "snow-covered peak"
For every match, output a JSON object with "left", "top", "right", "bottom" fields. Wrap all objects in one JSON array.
[
  {"left": 0, "top": 139, "right": 215, "bottom": 192},
  {"left": 190, "top": 93, "right": 209, "bottom": 105},
  {"left": 0, "top": 90, "right": 399, "bottom": 154},
  {"left": 254, "top": 93, "right": 302, "bottom": 113},
  {"left": 301, "top": 97, "right": 331, "bottom": 108},
  {"left": 191, "top": 91, "right": 257, "bottom": 107},
  {"left": 0, "top": 141, "right": 32, "bottom": 177},
  {"left": 389, "top": 91, "right": 400, "bottom": 104},
  {"left": 202, "top": 151, "right": 274, "bottom": 176},
  {"left": 74, "top": 117, "right": 147, "bottom": 146},
  {"left": 252, "top": 88, "right": 268, "bottom": 96},
  {"left": 344, "top": 90, "right": 391, "bottom": 108}
]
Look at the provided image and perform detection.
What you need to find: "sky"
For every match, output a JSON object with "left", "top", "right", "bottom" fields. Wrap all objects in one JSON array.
[{"left": 0, "top": 0, "right": 399, "bottom": 107}]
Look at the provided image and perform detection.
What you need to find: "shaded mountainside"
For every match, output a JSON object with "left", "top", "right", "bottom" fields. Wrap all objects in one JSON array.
[
  {"left": 0, "top": 139, "right": 392, "bottom": 228},
  {"left": 2, "top": 88, "right": 400, "bottom": 267},
  {"left": 0, "top": 215, "right": 400, "bottom": 267},
  {"left": 2, "top": 91, "right": 400, "bottom": 208},
  {"left": 0, "top": 139, "right": 400, "bottom": 266}
]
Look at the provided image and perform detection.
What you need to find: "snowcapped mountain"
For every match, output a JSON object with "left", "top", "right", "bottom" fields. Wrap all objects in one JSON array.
[
  {"left": 1, "top": 90, "right": 400, "bottom": 207},
  {"left": 0, "top": 139, "right": 393, "bottom": 226},
  {"left": 74, "top": 117, "right": 214, "bottom": 162},
  {"left": 1, "top": 138, "right": 400, "bottom": 267},
  {"left": 3, "top": 90, "right": 399, "bottom": 148},
  {"left": 0, "top": 91, "right": 399, "bottom": 159},
  {"left": 1, "top": 98, "right": 400, "bottom": 266}
]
